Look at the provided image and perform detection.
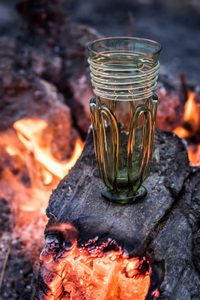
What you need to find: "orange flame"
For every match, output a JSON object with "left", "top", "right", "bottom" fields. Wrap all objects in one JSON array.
[
  {"left": 174, "top": 92, "right": 200, "bottom": 166},
  {"left": 13, "top": 118, "right": 83, "bottom": 179},
  {"left": 40, "top": 238, "right": 151, "bottom": 300},
  {"left": 0, "top": 117, "right": 84, "bottom": 256},
  {"left": 187, "top": 144, "right": 200, "bottom": 166},
  {"left": 184, "top": 92, "right": 199, "bottom": 128}
]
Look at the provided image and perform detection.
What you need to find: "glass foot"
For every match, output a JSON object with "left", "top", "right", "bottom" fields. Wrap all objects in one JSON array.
[{"left": 101, "top": 186, "right": 147, "bottom": 204}]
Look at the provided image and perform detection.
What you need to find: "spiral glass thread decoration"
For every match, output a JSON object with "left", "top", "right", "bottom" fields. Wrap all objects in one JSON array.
[{"left": 88, "top": 37, "right": 161, "bottom": 203}]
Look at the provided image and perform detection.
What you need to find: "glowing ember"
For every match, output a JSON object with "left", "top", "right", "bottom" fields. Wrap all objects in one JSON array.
[
  {"left": 40, "top": 232, "right": 151, "bottom": 300},
  {"left": 174, "top": 92, "right": 200, "bottom": 166},
  {"left": 152, "top": 288, "right": 160, "bottom": 298},
  {"left": 187, "top": 144, "right": 200, "bottom": 166},
  {"left": 0, "top": 117, "right": 84, "bottom": 256}
]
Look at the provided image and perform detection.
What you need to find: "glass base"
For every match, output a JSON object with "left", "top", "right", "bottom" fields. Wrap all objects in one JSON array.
[{"left": 101, "top": 186, "right": 147, "bottom": 204}]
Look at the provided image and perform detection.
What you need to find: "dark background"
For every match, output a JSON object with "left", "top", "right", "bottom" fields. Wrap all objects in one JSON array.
[
  {"left": 0, "top": 0, "right": 199, "bottom": 83},
  {"left": 67, "top": 0, "right": 200, "bottom": 84}
]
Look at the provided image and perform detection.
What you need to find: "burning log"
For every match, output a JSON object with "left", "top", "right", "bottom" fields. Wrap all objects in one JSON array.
[
  {"left": 0, "top": 31, "right": 85, "bottom": 298},
  {"left": 34, "top": 129, "right": 200, "bottom": 299},
  {"left": 0, "top": 1, "right": 96, "bottom": 297},
  {"left": 0, "top": 38, "right": 85, "bottom": 225},
  {"left": 157, "top": 73, "right": 200, "bottom": 166}
]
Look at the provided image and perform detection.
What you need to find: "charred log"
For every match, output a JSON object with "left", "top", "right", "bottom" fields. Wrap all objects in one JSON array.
[{"left": 34, "top": 129, "right": 200, "bottom": 299}]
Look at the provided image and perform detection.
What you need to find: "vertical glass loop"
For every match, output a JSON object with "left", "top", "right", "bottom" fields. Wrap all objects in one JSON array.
[
  {"left": 88, "top": 37, "right": 161, "bottom": 203},
  {"left": 90, "top": 98, "right": 119, "bottom": 190}
]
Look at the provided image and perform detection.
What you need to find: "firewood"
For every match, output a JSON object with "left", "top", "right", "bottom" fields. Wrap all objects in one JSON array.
[{"left": 34, "top": 129, "right": 200, "bottom": 299}]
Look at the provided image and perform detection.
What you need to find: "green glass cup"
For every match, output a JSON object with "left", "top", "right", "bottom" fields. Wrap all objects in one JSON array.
[{"left": 88, "top": 37, "right": 161, "bottom": 203}]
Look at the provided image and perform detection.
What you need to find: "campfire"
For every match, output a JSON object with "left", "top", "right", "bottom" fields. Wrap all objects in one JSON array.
[
  {"left": 0, "top": 1, "right": 200, "bottom": 300},
  {"left": 0, "top": 54, "right": 200, "bottom": 300},
  {"left": 0, "top": 55, "right": 199, "bottom": 300}
]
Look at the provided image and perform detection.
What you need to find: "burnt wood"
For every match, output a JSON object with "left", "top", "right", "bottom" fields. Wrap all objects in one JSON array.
[{"left": 35, "top": 129, "right": 200, "bottom": 300}]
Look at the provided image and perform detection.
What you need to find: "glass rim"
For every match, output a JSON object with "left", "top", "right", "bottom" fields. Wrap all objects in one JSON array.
[{"left": 88, "top": 36, "right": 162, "bottom": 58}]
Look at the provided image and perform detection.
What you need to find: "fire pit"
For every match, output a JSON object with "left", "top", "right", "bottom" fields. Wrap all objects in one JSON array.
[{"left": 0, "top": 1, "right": 199, "bottom": 300}]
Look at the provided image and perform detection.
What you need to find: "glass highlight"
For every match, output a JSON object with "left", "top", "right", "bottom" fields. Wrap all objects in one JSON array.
[{"left": 88, "top": 37, "right": 161, "bottom": 203}]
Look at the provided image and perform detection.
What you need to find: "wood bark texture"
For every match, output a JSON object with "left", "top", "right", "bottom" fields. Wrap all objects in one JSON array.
[{"left": 35, "top": 129, "right": 200, "bottom": 300}]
